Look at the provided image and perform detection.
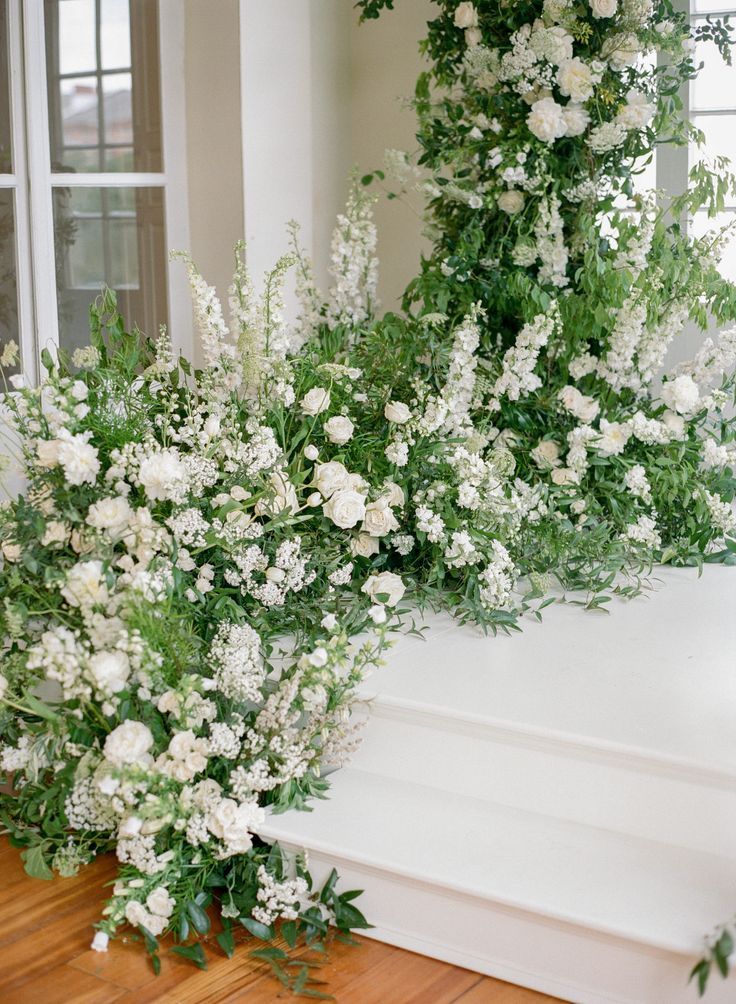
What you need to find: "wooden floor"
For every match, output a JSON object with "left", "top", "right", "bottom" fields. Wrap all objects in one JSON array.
[{"left": 0, "top": 836, "right": 561, "bottom": 1003}]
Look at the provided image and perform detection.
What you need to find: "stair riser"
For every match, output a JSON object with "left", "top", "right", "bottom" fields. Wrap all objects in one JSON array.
[
  {"left": 353, "top": 712, "right": 736, "bottom": 857},
  {"left": 297, "top": 848, "right": 732, "bottom": 1004}
]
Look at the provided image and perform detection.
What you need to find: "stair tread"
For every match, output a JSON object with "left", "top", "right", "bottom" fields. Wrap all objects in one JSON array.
[
  {"left": 358, "top": 565, "right": 736, "bottom": 773},
  {"left": 259, "top": 767, "right": 736, "bottom": 954}
]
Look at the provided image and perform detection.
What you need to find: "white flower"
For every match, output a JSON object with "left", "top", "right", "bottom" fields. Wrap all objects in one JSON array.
[
  {"left": 381, "top": 481, "right": 405, "bottom": 508},
  {"left": 300, "top": 387, "right": 331, "bottom": 416},
  {"left": 86, "top": 496, "right": 134, "bottom": 540},
  {"left": 324, "top": 415, "right": 354, "bottom": 445},
  {"left": 146, "top": 886, "right": 176, "bottom": 918},
  {"left": 603, "top": 32, "right": 640, "bottom": 68},
  {"left": 90, "top": 931, "right": 109, "bottom": 953},
  {"left": 368, "top": 604, "right": 387, "bottom": 625},
  {"left": 61, "top": 560, "right": 109, "bottom": 609},
  {"left": 558, "top": 386, "right": 600, "bottom": 423},
  {"left": 531, "top": 440, "right": 562, "bottom": 469},
  {"left": 361, "top": 500, "right": 399, "bottom": 538},
  {"left": 662, "top": 410, "right": 686, "bottom": 438},
  {"left": 497, "top": 190, "right": 525, "bottom": 214},
  {"left": 104, "top": 720, "right": 154, "bottom": 767},
  {"left": 321, "top": 613, "right": 338, "bottom": 632},
  {"left": 206, "top": 798, "right": 264, "bottom": 855},
  {"left": 304, "top": 444, "right": 319, "bottom": 461},
  {"left": 557, "top": 58, "right": 596, "bottom": 103},
  {"left": 0, "top": 673, "right": 8, "bottom": 700},
  {"left": 264, "top": 470, "right": 299, "bottom": 514},
  {"left": 57, "top": 434, "right": 100, "bottom": 486},
  {"left": 323, "top": 489, "right": 367, "bottom": 529},
  {"left": 590, "top": 0, "right": 617, "bottom": 17},
  {"left": 527, "top": 97, "right": 567, "bottom": 143},
  {"left": 384, "top": 401, "right": 411, "bottom": 424},
  {"left": 596, "top": 419, "right": 632, "bottom": 457},
  {"left": 138, "top": 449, "right": 186, "bottom": 502},
  {"left": 88, "top": 651, "right": 130, "bottom": 695},
  {"left": 70, "top": 380, "right": 88, "bottom": 401},
  {"left": 361, "top": 571, "right": 406, "bottom": 607},
  {"left": 350, "top": 532, "right": 380, "bottom": 558},
  {"left": 561, "top": 103, "right": 590, "bottom": 137},
  {"left": 616, "top": 91, "right": 655, "bottom": 130},
  {"left": 661, "top": 374, "right": 700, "bottom": 415},
  {"left": 550, "top": 466, "right": 579, "bottom": 486},
  {"left": 314, "top": 461, "right": 350, "bottom": 498},
  {"left": 36, "top": 438, "right": 61, "bottom": 468},
  {"left": 41, "top": 520, "right": 69, "bottom": 547},
  {"left": 465, "top": 26, "right": 482, "bottom": 47},
  {"left": 454, "top": 2, "right": 478, "bottom": 28},
  {"left": 162, "top": 730, "right": 209, "bottom": 782},
  {"left": 529, "top": 25, "right": 574, "bottom": 65}
]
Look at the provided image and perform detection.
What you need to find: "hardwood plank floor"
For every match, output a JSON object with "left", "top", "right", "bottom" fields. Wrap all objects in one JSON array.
[{"left": 0, "top": 836, "right": 562, "bottom": 1002}]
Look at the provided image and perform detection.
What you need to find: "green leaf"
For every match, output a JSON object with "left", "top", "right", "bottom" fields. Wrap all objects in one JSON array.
[
  {"left": 216, "top": 920, "right": 235, "bottom": 959},
  {"left": 240, "top": 916, "right": 274, "bottom": 941},
  {"left": 186, "top": 900, "right": 211, "bottom": 935},
  {"left": 689, "top": 959, "right": 711, "bottom": 996},
  {"left": 170, "top": 943, "right": 208, "bottom": 969},
  {"left": 22, "top": 843, "right": 53, "bottom": 880}
]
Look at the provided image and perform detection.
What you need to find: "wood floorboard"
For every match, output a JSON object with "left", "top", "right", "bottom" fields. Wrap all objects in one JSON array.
[{"left": 0, "top": 836, "right": 564, "bottom": 1002}]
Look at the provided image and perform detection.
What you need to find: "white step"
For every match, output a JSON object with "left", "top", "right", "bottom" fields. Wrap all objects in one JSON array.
[
  {"left": 261, "top": 769, "right": 736, "bottom": 1004},
  {"left": 257, "top": 566, "right": 736, "bottom": 1002}
]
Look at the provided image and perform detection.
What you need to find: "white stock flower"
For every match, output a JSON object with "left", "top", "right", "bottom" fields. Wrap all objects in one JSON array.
[
  {"left": 138, "top": 449, "right": 186, "bottom": 502},
  {"left": 86, "top": 496, "right": 134, "bottom": 540},
  {"left": 324, "top": 415, "right": 354, "bottom": 445},
  {"left": 596, "top": 419, "right": 632, "bottom": 456},
  {"left": 497, "top": 190, "right": 525, "bottom": 214},
  {"left": 57, "top": 434, "right": 100, "bottom": 486},
  {"left": 361, "top": 571, "right": 406, "bottom": 607},
  {"left": 454, "top": 2, "right": 478, "bottom": 28},
  {"left": 88, "top": 651, "right": 130, "bottom": 695},
  {"left": 103, "top": 720, "right": 154, "bottom": 767},
  {"left": 36, "top": 438, "right": 61, "bottom": 468},
  {"left": 300, "top": 387, "right": 331, "bottom": 416},
  {"left": 527, "top": 97, "right": 567, "bottom": 143},
  {"left": 61, "top": 560, "right": 109, "bottom": 610},
  {"left": 617, "top": 91, "right": 655, "bottom": 130},
  {"left": 662, "top": 410, "right": 686, "bottom": 438},
  {"left": 661, "top": 375, "right": 700, "bottom": 415},
  {"left": 384, "top": 401, "right": 411, "bottom": 424},
  {"left": 323, "top": 489, "right": 367, "bottom": 529}
]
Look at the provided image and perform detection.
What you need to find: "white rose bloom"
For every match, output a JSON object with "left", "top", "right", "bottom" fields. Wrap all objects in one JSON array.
[
  {"left": 36, "top": 438, "right": 61, "bottom": 468},
  {"left": 57, "top": 434, "right": 100, "bottom": 486},
  {"left": 384, "top": 400, "right": 412, "bottom": 424},
  {"left": 465, "top": 26, "right": 482, "bottom": 46},
  {"left": 324, "top": 415, "right": 355, "bottom": 446},
  {"left": 557, "top": 58, "right": 596, "bottom": 103},
  {"left": 531, "top": 439, "right": 562, "bottom": 469},
  {"left": 206, "top": 797, "right": 264, "bottom": 855},
  {"left": 497, "top": 189, "right": 525, "bottom": 214},
  {"left": 527, "top": 97, "right": 567, "bottom": 143},
  {"left": 350, "top": 532, "right": 381, "bottom": 558},
  {"left": 304, "top": 444, "right": 319, "bottom": 461},
  {"left": 362, "top": 571, "right": 406, "bottom": 608},
  {"left": 551, "top": 467, "right": 580, "bottom": 486},
  {"left": 361, "top": 500, "right": 400, "bottom": 538},
  {"left": 661, "top": 374, "right": 700, "bottom": 415},
  {"left": 590, "top": 0, "right": 617, "bottom": 17},
  {"left": 603, "top": 33, "right": 640, "bottom": 68},
  {"left": 88, "top": 650, "right": 130, "bottom": 695},
  {"left": 266, "top": 470, "right": 299, "bottom": 514},
  {"left": 662, "top": 410, "right": 687, "bottom": 438},
  {"left": 300, "top": 386, "right": 331, "bottom": 416},
  {"left": 561, "top": 103, "right": 590, "bottom": 137},
  {"left": 1, "top": 542, "right": 21, "bottom": 562},
  {"left": 616, "top": 90, "right": 655, "bottom": 130},
  {"left": 558, "top": 385, "right": 600, "bottom": 423},
  {"left": 146, "top": 886, "right": 176, "bottom": 918},
  {"left": 104, "top": 720, "right": 154, "bottom": 767},
  {"left": 61, "top": 559, "right": 109, "bottom": 609},
  {"left": 314, "top": 460, "right": 350, "bottom": 498},
  {"left": 41, "top": 520, "right": 69, "bottom": 547},
  {"left": 454, "top": 1, "right": 478, "bottom": 28},
  {"left": 86, "top": 496, "right": 134, "bottom": 540},
  {"left": 381, "top": 481, "right": 405, "bottom": 508},
  {"left": 138, "top": 448, "right": 186, "bottom": 502},
  {"left": 323, "top": 489, "right": 367, "bottom": 529}
]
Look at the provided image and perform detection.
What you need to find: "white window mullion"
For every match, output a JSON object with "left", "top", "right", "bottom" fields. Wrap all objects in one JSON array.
[
  {"left": 7, "top": 0, "right": 35, "bottom": 378},
  {"left": 22, "top": 0, "right": 59, "bottom": 362}
]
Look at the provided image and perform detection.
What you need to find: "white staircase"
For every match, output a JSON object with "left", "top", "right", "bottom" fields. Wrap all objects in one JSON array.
[{"left": 259, "top": 566, "right": 736, "bottom": 1003}]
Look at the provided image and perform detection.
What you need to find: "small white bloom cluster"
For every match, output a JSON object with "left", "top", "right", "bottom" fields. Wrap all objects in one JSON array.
[
  {"left": 488, "top": 304, "right": 560, "bottom": 409},
  {"left": 209, "top": 622, "right": 264, "bottom": 702},
  {"left": 252, "top": 864, "right": 308, "bottom": 926},
  {"left": 326, "top": 185, "right": 379, "bottom": 331},
  {"left": 623, "top": 514, "right": 662, "bottom": 551},
  {"left": 478, "top": 541, "right": 516, "bottom": 610}
]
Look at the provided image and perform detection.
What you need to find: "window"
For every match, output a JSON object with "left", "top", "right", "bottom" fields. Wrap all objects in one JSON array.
[{"left": 0, "top": 0, "right": 190, "bottom": 379}]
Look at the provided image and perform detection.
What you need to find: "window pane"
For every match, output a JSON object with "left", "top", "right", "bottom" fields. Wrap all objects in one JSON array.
[
  {"left": 0, "top": 0, "right": 11, "bottom": 173},
  {"left": 0, "top": 189, "right": 19, "bottom": 370},
  {"left": 45, "top": 0, "right": 163, "bottom": 172},
  {"left": 692, "top": 0, "right": 736, "bottom": 12},
  {"left": 691, "top": 40, "right": 736, "bottom": 111},
  {"left": 53, "top": 185, "right": 167, "bottom": 354},
  {"left": 691, "top": 114, "right": 736, "bottom": 168},
  {"left": 691, "top": 211, "right": 736, "bottom": 282}
]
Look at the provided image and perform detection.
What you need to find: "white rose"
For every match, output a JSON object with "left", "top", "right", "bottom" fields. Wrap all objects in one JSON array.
[
  {"left": 661, "top": 374, "right": 700, "bottom": 415},
  {"left": 551, "top": 467, "right": 580, "bottom": 486},
  {"left": 384, "top": 401, "right": 411, "bottom": 424},
  {"left": 138, "top": 449, "right": 186, "bottom": 502},
  {"left": 203, "top": 415, "right": 221, "bottom": 439},
  {"left": 465, "top": 26, "right": 482, "bottom": 46},
  {"left": 561, "top": 103, "right": 590, "bottom": 137},
  {"left": 454, "top": 2, "right": 478, "bottom": 28},
  {"left": 88, "top": 650, "right": 130, "bottom": 695},
  {"left": 557, "top": 58, "right": 595, "bottom": 103},
  {"left": 350, "top": 533, "right": 380, "bottom": 558},
  {"left": 86, "top": 496, "right": 134, "bottom": 540},
  {"left": 558, "top": 385, "right": 600, "bottom": 423},
  {"left": 300, "top": 386, "right": 331, "bottom": 416},
  {"left": 314, "top": 461, "right": 350, "bottom": 498},
  {"left": 61, "top": 560, "right": 109, "bottom": 609},
  {"left": 531, "top": 440, "right": 562, "bottom": 469},
  {"left": 206, "top": 798, "right": 264, "bottom": 855},
  {"left": 497, "top": 189, "right": 525, "bottom": 214},
  {"left": 267, "top": 470, "right": 298, "bottom": 514},
  {"left": 616, "top": 90, "right": 655, "bottom": 130},
  {"left": 527, "top": 97, "right": 567, "bottom": 143},
  {"left": 361, "top": 500, "right": 400, "bottom": 538},
  {"left": 146, "top": 886, "right": 176, "bottom": 918},
  {"left": 324, "top": 415, "right": 354, "bottom": 446},
  {"left": 361, "top": 571, "right": 406, "bottom": 608},
  {"left": 104, "top": 720, "right": 154, "bottom": 767},
  {"left": 1, "top": 542, "right": 21, "bottom": 562},
  {"left": 323, "top": 489, "right": 367, "bottom": 529},
  {"left": 381, "top": 481, "right": 405, "bottom": 508},
  {"left": 304, "top": 444, "right": 319, "bottom": 461},
  {"left": 124, "top": 901, "right": 150, "bottom": 930},
  {"left": 590, "top": 0, "right": 617, "bottom": 17},
  {"left": 603, "top": 33, "right": 640, "bottom": 68},
  {"left": 662, "top": 410, "right": 686, "bottom": 438},
  {"left": 36, "top": 438, "right": 61, "bottom": 468},
  {"left": 41, "top": 520, "right": 69, "bottom": 547}
]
